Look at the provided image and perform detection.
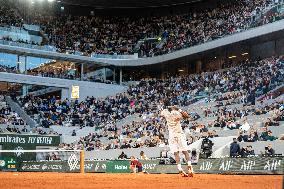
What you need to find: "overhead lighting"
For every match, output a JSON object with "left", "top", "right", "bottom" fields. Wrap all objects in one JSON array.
[
  {"left": 242, "top": 52, "right": 249, "bottom": 56},
  {"left": 214, "top": 57, "right": 217, "bottom": 59},
  {"left": 229, "top": 55, "right": 237, "bottom": 59},
  {"left": 178, "top": 69, "right": 184, "bottom": 72}
]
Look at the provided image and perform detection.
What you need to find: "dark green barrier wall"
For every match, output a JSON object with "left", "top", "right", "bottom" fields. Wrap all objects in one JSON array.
[
  {"left": 156, "top": 157, "right": 284, "bottom": 174},
  {"left": 14, "top": 157, "right": 284, "bottom": 174},
  {"left": 195, "top": 157, "right": 284, "bottom": 174}
]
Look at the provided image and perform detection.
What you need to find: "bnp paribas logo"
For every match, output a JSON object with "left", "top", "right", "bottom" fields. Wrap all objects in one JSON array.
[{"left": 114, "top": 165, "right": 128, "bottom": 170}]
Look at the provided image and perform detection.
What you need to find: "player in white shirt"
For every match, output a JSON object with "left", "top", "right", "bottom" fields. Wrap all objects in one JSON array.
[{"left": 160, "top": 100, "right": 193, "bottom": 177}]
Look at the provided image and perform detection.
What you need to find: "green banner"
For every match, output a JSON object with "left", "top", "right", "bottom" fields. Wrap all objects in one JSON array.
[
  {"left": 13, "top": 157, "right": 284, "bottom": 174},
  {"left": 0, "top": 134, "right": 60, "bottom": 161},
  {"left": 106, "top": 160, "right": 130, "bottom": 173},
  {"left": 0, "top": 157, "right": 17, "bottom": 171}
]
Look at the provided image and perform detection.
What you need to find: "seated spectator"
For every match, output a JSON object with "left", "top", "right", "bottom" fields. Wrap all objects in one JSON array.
[
  {"left": 247, "top": 131, "right": 258, "bottom": 142},
  {"left": 241, "top": 145, "right": 255, "bottom": 157},
  {"left": 260, "top": 127, "right": 269, "bottom": 141},
  {"left": 266, "top": 130, "right": 278, "bottom": 141},
  {"left": 230, "top": 138, "right": 241, "bottom": 157},
  {"left": 245, "top": 145, "right": 255, "bottom": 157},
  {"left": 208, "top": 130, "right": 219, "bottom": 138},
  {"left": 240, "top": 119, "right": 250, "bottom": 132},
  {"left": 264, "top": 144, "right": 275, "bottom": 156},
  {"left": 264, "top": 118, "right": 279, "bottom": 127},
  {"left": 237, "top": 130, "right": 248, "bottom": 142},
  {"left": 190, "top": 149, "right": 198, "bottom": 164},
  {"left": 71, "top": 130, "right": 76, "bottom": 136},
  {"left": 227, "top": 120, "right": 237, "bottom": 130},
  {"left": 140, "top": 151, "right": 149, "bottom": 160},
  {"left": 118, "top": 151, "right": 128, "bottom": 159}
]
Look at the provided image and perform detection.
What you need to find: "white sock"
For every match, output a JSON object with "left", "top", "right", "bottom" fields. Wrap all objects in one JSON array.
[
  {"left": 177, "top": 164, "right": 182, "bottom": 171},
  {"left": 187, "top": 161, "right": 192, "bottom": 166}
]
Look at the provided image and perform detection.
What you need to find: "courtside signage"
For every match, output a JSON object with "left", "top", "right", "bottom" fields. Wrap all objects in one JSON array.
[
  {"left": 14, "top": 157, "right": 284, "bottom": 174},
  {"left": 0, "top": 135, "right": 56, "bottom": 145},
  {"left": 0, "top": 157, "right": 17, "bottom": 171},
  {"left": 0, "top": 134, "right": 60, "bottom": 161},
  {"left": 106, "top": 160, "right": 130, "bottom": 173}
]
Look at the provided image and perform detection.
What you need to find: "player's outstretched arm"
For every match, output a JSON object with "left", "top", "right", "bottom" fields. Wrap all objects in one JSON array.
[
  {"left": 172, "top": 106, "right": 190, "bottom": 119},
  {"left": 180, "top": 110, "right": 190, "bottom": 119}
]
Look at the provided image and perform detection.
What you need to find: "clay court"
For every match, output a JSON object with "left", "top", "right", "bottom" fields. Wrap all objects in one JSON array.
[{"left": 0, "top": 172, "right": 282, "bottom": 189}]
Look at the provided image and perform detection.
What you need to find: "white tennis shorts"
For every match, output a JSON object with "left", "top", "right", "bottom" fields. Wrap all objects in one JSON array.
[{"left": 168, "top": 133, "right": 188, "bottom": 153}]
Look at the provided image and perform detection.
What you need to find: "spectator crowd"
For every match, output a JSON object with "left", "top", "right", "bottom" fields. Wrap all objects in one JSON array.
[
  {"left": 0, "top": 0, "right": 283, "bottom": 158},
  {"left": 0, "top": 0, "right": 283, "bottom": 57},
  {"left": 13, "top": 55, "right": 283, "bottom": 152}
]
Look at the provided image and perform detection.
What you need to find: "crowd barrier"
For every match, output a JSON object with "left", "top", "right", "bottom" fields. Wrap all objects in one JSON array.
[{"left": 0, "top": 157, "right": 283, "bottom": 174}]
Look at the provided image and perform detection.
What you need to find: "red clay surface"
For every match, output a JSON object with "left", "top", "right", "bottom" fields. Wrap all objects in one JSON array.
[{"left": 0, "top": 172, "right": 282, "bottom": 189}]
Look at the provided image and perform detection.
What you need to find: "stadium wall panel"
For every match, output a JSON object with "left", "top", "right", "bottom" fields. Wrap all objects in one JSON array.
[
  {"left": 251, "top": 41, "right": 276, "bottom": 59},
  {"left": 276, "top": 38, "right": 284, "bottom": 55}
]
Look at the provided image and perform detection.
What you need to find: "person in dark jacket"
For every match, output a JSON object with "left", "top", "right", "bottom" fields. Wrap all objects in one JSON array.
[
  {"left": 264, "top": 144, "right": 275, "bottom": 156},
  {"left": 245, "top": 145, "right": 255, "bottom": 157},
  {"left": 118, "top": 151, "right": 128, "bottom": 159},
  {"left": 230, "top": 138, "right": 240, "bottom": 157}
]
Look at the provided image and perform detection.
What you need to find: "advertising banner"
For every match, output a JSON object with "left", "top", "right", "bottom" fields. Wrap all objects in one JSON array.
[
  {"left": 195, "top": 157, "right": 284, "bottom": 174},
  {"left": 157, "top": 157, "right": 284, "bottom": 175},
  {"left": 0, "top": 134, "right": 60, "bottom": 161},
  {"left": 0, "top": 157, "right": 17, "bottom": 171},
  {"left": 106, "top": 160, "right": 130, "bottom": 173},
  {"left": 14, "top": 157, "right": 284, "bottom": 175},
  {"left": 71, "top": 86, "right": 80, "bottom": 99},
  {"left": 19, "top": 160, "right": 108, "bottom": 173},
  {"left": 140, "top": 160, "right": 160, "bottom": 173}
]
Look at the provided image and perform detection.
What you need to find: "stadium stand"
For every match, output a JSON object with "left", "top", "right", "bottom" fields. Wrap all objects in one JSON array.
[
  {"left": 0, "top": 95, "right": 26, "bottom": 128},
  {"left": 7, "top": 55, "right": 281, "bottom": 159},
  {"left": 0, "top": 95, "right": 59, "bottom": 135},
  {"left": 0, "top": 0, "right": 283, "bottom": 58}
]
